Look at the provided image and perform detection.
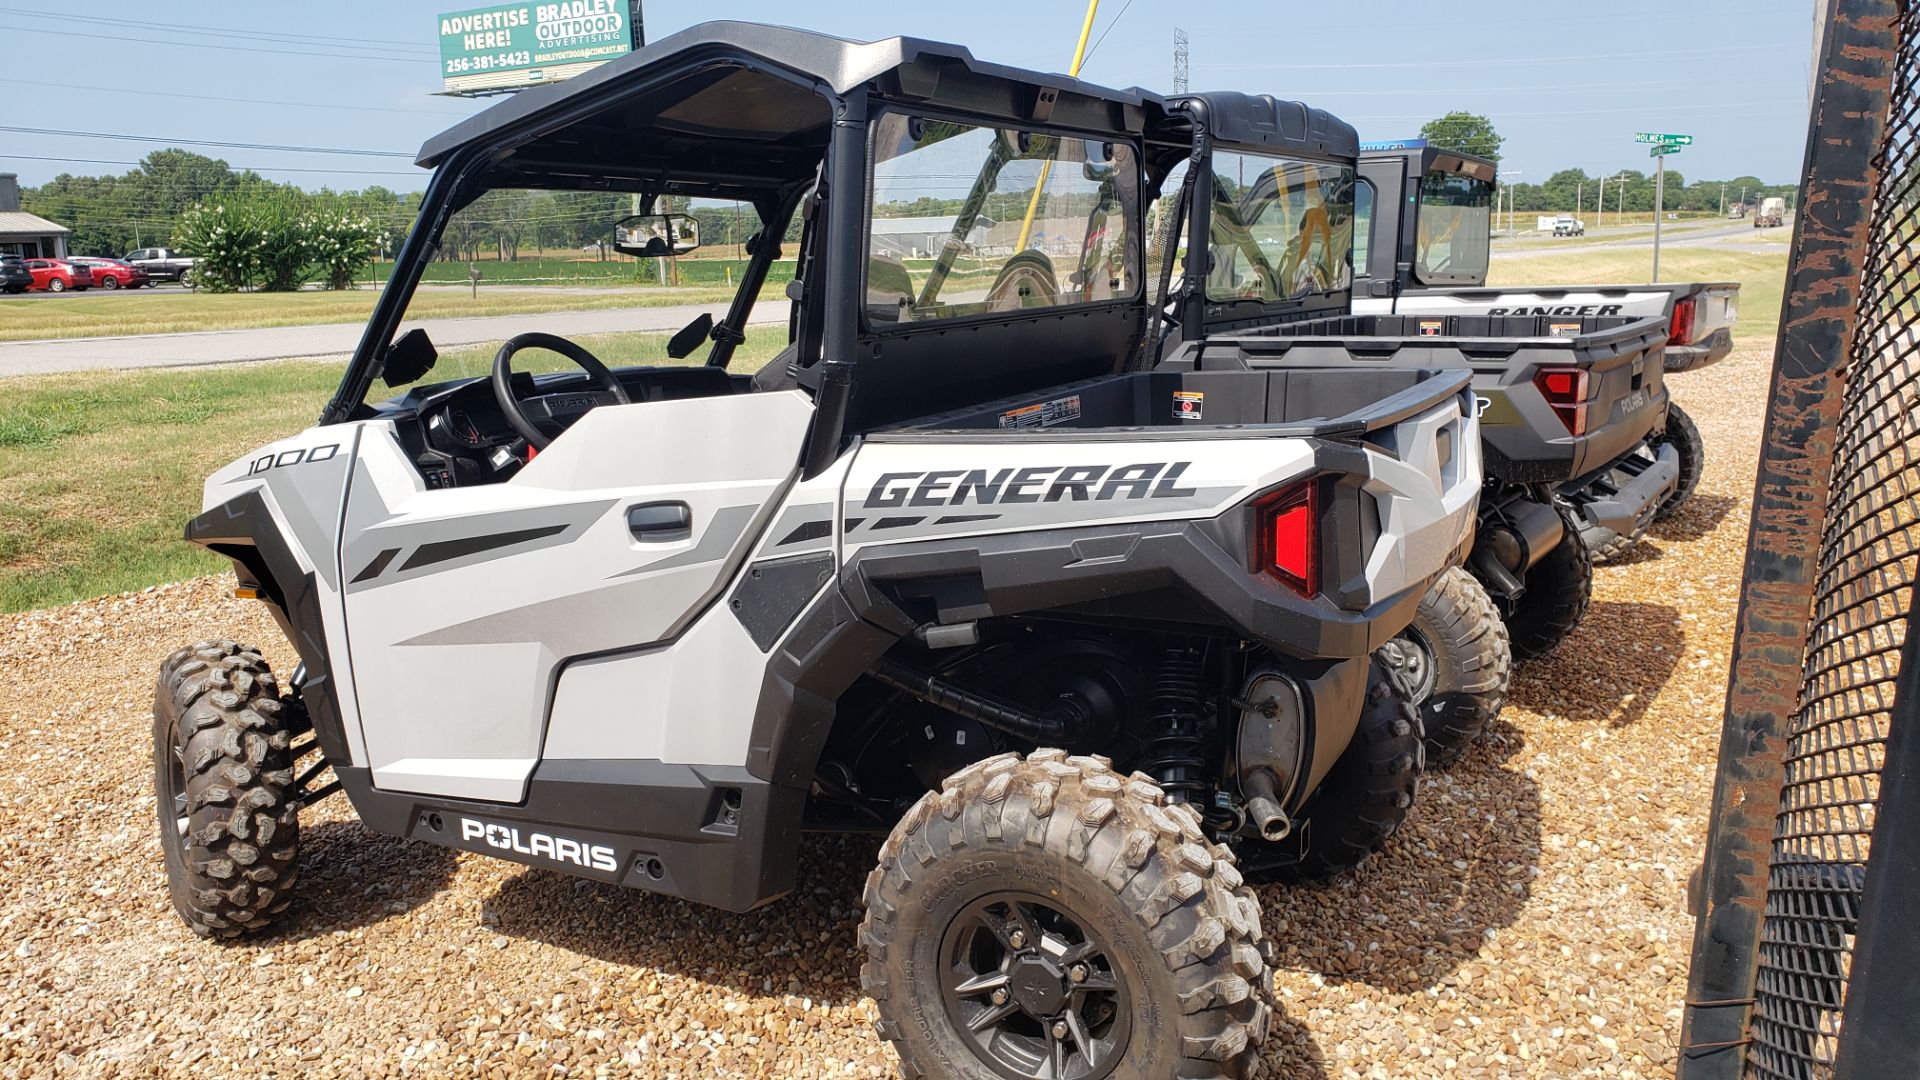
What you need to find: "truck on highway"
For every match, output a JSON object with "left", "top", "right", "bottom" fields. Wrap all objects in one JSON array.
[
  {"left": 1552, "top": 215, "right": 1585, "bottom": 237},
  {"left": 1350, "top": 141, "right": 1739, "bottom": 376},
  {"left": 1754, "top": 196, "right": 1786, "bottom": 228}
]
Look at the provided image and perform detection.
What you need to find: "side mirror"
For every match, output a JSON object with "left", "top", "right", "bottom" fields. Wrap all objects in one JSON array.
[
  {"left": 382, "top": 327, "right": 438, "bottom": 388},
  {"left": 614, "top": 213, "right": 702, "bottom": 258},
  {"left": 666, "top": 312, "right": 713, "bottom": 360}
]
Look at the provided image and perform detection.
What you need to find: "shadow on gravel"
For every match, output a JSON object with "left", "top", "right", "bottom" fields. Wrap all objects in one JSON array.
[
  {"left": 480, "top": 832, "right": 879, "bottom": 1008},
  {"left": 1255, "top": 719, "right": 1542, "bottom": 1000},
  {"left": 1508, "top": 601, "right": 1684, "bottom": 729},
  {"left": 277, "top": 821, "right": 460, "bottom": 940},
  {"left": 1650, "top": 491, "right": 1738, "bottom": 543}
]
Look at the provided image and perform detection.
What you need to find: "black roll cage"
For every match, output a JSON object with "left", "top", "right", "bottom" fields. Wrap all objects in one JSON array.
[{"left": 319, "top": 24, "right": 1164, "bottom": 480}]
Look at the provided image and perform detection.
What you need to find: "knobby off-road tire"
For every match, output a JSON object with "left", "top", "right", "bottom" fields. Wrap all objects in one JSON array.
[
  {"left": 861, "top": 750, "right": 1275, "bottom": 1079},
  {"left": 1388, "top": 568, "right": 1512, "bottom": 767},
  {"left": 1504, "top": 507, "right": 1594, "bottom": 661},
  {"left": 1574, "top": 516, "right": 1644, "bottom": 564},
  {"left": 1235, "top": 660, "right": 1423, "bottom": 886},
  {"left": 1653, "top": 403, "right": 1703, "bottom": 521},
  {"left": 153, "top": 640, "right": 300, "bottom": 939}
]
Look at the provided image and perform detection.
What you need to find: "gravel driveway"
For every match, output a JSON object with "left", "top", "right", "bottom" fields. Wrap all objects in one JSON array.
[{"left": 0, "top": 344, "right": 1769, "bottom": 1078}]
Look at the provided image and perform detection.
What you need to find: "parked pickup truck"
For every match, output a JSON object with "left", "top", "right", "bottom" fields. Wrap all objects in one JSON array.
[
  {"left": 1351, "top": 141, "right": 1738, "bottom": 376},
  {"left": 123, "top": 247, "right": 196, "bottom": 284}
]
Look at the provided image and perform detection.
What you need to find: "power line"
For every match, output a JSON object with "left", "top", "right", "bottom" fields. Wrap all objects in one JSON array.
[
  {"left": 8, "top": 155, "right": 422, "bottom": 178},
  {"left": 0, "top": 23, "right": 433, "bottom": 65},
  {"left": 1, "top": 9, "right": 438, "bottom": 54},
  {"left": 0, "top": 126, "right": 413, "bottom": 158},
  {"left": 1080, "top": 0, "right": 1138, "bottom": 67},
  {"left": 0, "top": 79, "right": 466, "bottom": 118},
  {"left": 1202, "top": 41, "right": 1797, "bottom": 71}
]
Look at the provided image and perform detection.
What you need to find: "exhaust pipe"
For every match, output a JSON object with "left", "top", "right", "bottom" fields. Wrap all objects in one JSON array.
[
  {"left": 1241, "top": 768, "right": 1291, "bottom": 841},
  {"left": 1235, "top": 669, "right": 1305, "bottom": 843}
]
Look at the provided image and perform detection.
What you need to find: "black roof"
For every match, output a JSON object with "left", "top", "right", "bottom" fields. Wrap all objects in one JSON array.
[
  {"left": 1358, "top": 141, "right": 1498, "bottom": 183},
  {"left": 418, "top": 20, "right": 1162, "bottom": 169},
  {"left": 1170, "top": 92, "right": 1359, "bottom": 163}
]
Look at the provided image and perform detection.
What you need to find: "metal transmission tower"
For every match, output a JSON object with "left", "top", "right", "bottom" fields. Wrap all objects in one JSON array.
[{"left": 1172, "top": 28, "right": 1188, "bottom": 94}]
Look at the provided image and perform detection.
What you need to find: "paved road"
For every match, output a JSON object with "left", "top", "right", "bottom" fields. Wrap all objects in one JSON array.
[
  {"left": 0, "top": 300, "right": 791, "bottom": 377},
  {"left": 1492, "top": 221, "right": 1789, "bottom": 261}
]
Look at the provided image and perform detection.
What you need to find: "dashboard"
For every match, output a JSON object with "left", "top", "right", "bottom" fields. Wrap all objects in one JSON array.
[{"left": 377, "top": 365, "right": 750, "bottom": 489}]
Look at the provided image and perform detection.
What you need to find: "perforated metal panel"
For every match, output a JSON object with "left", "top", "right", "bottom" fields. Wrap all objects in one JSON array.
[{"left": 1680, "top": 3, "right": 1916, "bottom": 1078}]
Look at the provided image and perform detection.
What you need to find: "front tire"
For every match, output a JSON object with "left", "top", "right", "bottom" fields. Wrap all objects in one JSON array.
[
  {"left": 1235, "top": 659, "right": 1423, "bottom": 884},
  {"left": 1504, "top": 507, "right": 1594, "bottom": 660},
  {"left": 153, "top": 641, "right": 301, "bottom": 939},
  {"left": 1381, "top": 568, "right": 1512, "bottom": 766},
  {"left": 1653, "top": 404, "right": 1703, "bottom": 521},
  {"left": 861, "top": 750, "right": 1274, "bottom": 1079}
]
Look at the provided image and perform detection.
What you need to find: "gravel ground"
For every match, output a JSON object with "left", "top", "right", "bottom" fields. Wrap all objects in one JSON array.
[{"left": 0, "top": 343, "right": 1769, "bottom": 1078}]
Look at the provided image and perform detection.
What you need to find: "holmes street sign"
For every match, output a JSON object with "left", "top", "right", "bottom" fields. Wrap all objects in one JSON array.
[{"left": 1634, "top": 132, "right": 1694, "bottom": 145}]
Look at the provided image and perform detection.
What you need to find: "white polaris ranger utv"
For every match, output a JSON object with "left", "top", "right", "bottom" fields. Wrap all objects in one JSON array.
[{"left": 153, "top": 23, "right": 1480, "bottom": 1078}]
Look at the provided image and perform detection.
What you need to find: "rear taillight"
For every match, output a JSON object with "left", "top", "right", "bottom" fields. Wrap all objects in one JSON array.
[
  {"left": 1669, "top": 297, "right": 1696, "bottom": 346},
  {"left": 1534, "top": 366, "right": 1590, "bottom": 437},
  {"left": 1256, "top": 482, "right": 1317, "bottom": 597}
]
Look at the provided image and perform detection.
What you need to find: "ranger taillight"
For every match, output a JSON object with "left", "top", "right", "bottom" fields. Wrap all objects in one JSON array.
[
  {"left": 1534, "top": 366, "right": 1590, "bottom": 437},
  {"left": 1669, "top": 296, "right": 1696, "bottom": 347}
]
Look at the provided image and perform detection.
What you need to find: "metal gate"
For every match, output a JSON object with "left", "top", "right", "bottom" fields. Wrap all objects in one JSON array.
[{"left": 1680, "top": 2, "right": 1920, "bottom": 1078}]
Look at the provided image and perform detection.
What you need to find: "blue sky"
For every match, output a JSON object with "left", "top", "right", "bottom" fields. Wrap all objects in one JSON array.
[{"left": 0, "top": 1, "right": 1815, "bottom": 190}]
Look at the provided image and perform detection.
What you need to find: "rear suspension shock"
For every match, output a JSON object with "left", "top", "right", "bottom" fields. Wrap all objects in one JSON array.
[{"left": 1138, "top": 645, "right": 1209, "bottom": 805}]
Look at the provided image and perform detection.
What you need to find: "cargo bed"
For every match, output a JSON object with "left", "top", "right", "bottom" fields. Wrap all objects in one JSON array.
[{"left": 1172, "top": 313, "right": 1671, "bottom": 483}]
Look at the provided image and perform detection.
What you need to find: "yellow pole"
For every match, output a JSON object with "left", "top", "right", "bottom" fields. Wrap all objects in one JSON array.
[{"left": 1014, "top": 0, "right": 1101, "bottom": 252}]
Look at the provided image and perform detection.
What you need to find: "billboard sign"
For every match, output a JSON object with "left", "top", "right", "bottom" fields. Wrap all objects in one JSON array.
[{"left": 438, "top": 1, "right": 641, "bottom": 94}]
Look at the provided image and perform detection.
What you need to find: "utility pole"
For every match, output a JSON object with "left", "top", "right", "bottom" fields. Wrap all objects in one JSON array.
[
  {"left": 1652, "top": 152, "right": 1665, "bottom": 281},
  {"left": 1172, "top": 28, "right": 1188, "bottom": 94},
  {"left": 1719, "top": 182, "right": 1726, "bottom": 216},
  {"left": 1576, "top": 180, "right": 1583, "bottom": 220}
]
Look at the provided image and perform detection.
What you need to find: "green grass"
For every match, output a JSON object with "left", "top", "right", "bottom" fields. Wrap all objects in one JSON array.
[
  {"left": 1488, "top": 247, "right": 1788, "bottom": 340},
  {"left": 0, "top": 282, "right": 784, "bottom": 342},
  {"left": 0, "top": 326, "right": 789, "bottom": 612}
]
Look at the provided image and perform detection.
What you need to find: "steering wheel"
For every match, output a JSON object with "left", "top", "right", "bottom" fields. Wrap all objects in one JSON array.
[{"left": 491, "top": 332, "right": 632, "bottom": 450}]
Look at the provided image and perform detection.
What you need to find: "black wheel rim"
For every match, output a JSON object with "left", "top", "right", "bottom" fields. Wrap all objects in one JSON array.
[
  {"left": 1384, "top": 628, "right": 1438, "bottom": 705},
  {"left": 167, "top": 744, "right": 189, "bottom": 839},
  {"left": 938, "top": 891, "right": 1130, "bottom": 1080}
]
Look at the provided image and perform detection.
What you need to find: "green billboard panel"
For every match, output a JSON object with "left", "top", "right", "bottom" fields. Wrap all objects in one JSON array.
[{"left": 438, "top": 1, "right": 640, "bottom": 94}]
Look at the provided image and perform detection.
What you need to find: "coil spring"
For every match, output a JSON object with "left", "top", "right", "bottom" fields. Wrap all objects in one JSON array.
[{"left": 1139, "top": 646, "right": 1209, "bottom": 804}]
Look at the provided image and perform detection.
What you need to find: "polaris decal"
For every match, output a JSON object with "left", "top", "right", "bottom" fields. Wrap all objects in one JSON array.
[
  {"left": 863, "top": 462, "right": 1199, "bottom": 508},
  {"left": 1485, "top": 303, "right": 1623, "bottom": 317},
  {"left": 460, "top": 818, "right": 618, "bottom": 872}
]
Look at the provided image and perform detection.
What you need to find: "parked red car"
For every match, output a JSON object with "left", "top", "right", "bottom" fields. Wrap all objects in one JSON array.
[
  {"left": 22, "top": 259, "right": 92, "bottom": 293},
  {"left": 67, "top": 257, "right": 148, "bottom": 289}
]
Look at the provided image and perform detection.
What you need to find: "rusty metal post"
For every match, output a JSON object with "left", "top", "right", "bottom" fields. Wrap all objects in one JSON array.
[{"left": 1676, "top": 2, "right": 1900, "bottom": 1075}]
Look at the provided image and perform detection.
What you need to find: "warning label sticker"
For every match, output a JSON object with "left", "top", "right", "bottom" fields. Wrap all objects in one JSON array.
[
  {"left": 998, "top": 394, "right": 1082, "bottom": 429},
  {"left": 1173, "top": 390, "right": 1205, "bottom": 420},
  {"left": 1417, "top": 319, "right": 1444, "bottom": 337},
  {"left": 1549, "top": 321, "right": 1582, "bottom": 338}
]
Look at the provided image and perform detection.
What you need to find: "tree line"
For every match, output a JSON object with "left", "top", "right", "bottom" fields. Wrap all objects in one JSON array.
[{"left": 1417, "top": 111, "right": 1798, "bottom": 214}]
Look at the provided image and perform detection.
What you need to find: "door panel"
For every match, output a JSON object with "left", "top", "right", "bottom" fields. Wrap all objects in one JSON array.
[{"left": 340, "top": 391, "right": 814, "bottom": 802}]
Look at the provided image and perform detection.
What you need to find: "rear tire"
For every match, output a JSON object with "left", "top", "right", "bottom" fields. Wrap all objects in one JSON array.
[
  {"left": 47, "top": 278, "right": 64, "bottom": 293},
  {"left": 153, "top": 641, "right": 301, "bottom": 939},
  {"left": 861, "top": 750, "right": 1275, "bottom": 1079},
  {"left": 1654, "top": 404, "right": 1703, "bottom": 521},
  {"left": 1382, "top": 568, "right": 1512, "bottom": 766},
  {"left": 1504, "top": 507, "right": 1594, "bottom": 660},
  {"left": 1234, "top": 659, "right": 1423, "bottom": 884},
  {"left": 101, "top": 275, "right": 119, "bottom": 289}
]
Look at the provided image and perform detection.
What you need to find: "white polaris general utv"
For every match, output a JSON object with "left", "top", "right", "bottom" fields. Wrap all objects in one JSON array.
[{"left": 153, "top": 24, "right": 1480, "bottom": 1078}]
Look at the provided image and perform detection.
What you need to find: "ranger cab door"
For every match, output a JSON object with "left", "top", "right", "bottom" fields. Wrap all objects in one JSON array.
[{"left": 336, "top": 391, "right": 814, "bottom": 803}]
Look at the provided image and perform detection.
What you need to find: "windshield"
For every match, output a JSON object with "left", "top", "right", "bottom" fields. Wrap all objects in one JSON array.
[
  {"left": 1205, "top": 150, "right": 1354, "bottom": 304},
  {"left": 383, "top": 187, "right": 791, "bottom": 390},
  {"left": 865, "top": 114, "right": 1139, "bottom": 326},
  {"left": 1414, "top": 171, "right": 1492, "bottom": 281}
]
